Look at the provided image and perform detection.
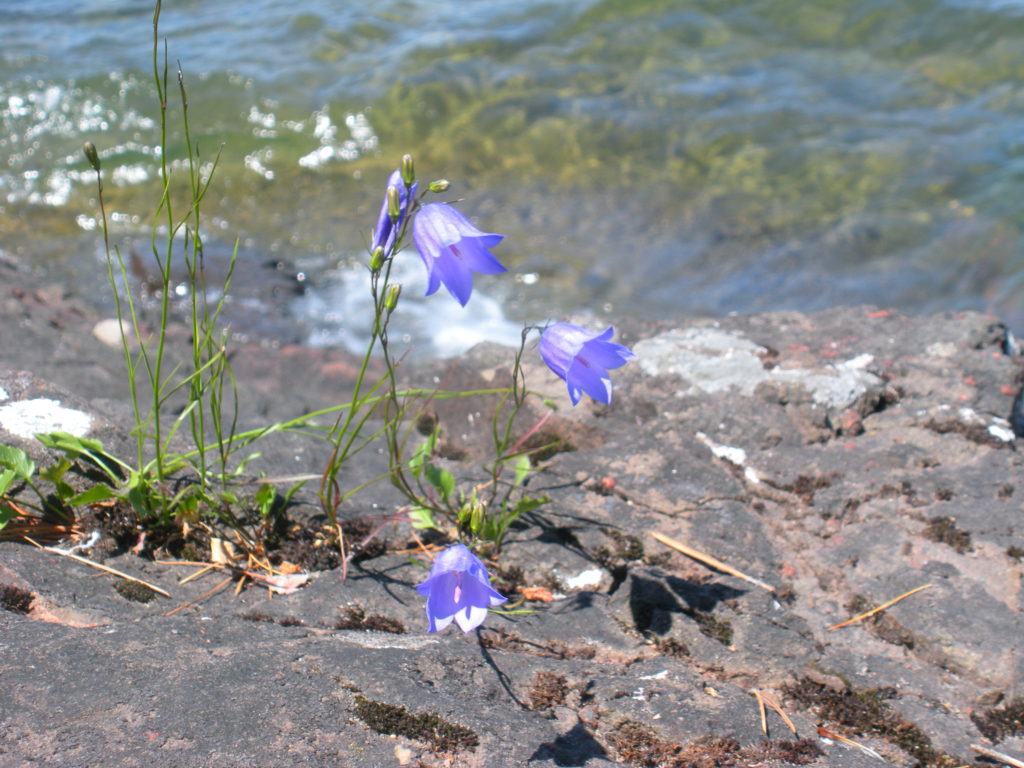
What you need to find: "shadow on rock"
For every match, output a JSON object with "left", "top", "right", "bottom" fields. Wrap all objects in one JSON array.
[
  {"left": 628, "top": 567, "right": 744, "bottom": 639},
  {"left": 530, "top": 720, "right": 608, "bottom": 766}
]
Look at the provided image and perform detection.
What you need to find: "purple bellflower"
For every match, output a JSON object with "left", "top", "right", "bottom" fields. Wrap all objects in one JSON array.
[
  {"left": 416, "top": 543, "right": 507, "bottom": 633},
  {"left": 372, "top": 169, "right": 417, "bottom": 255},
  {"left": 412, "top": 203, "right": 506, "bottom": 306},
  {"left": 539, "top": 322, "right": 635, "bottom": 406}
]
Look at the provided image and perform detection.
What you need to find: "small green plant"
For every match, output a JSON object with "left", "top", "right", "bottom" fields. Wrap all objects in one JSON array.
[
  {"left": 404, "top": 422, "right": 548, "bottom": 550},
  {"left": 81, "top": 0, "right": 244, "bottom": 524},
  {"left": 0, "top": 444, "right": 42, "bottom": 525},
  {"left": 1, "top": 1, "right": 638, "bottom": 627}
]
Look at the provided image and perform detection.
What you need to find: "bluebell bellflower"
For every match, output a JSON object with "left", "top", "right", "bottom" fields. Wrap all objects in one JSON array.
[
  {"left": 412, "top": 203, "right": 506, "bottom": 306},
  {"left": 539, "top": 322, "right": 635, "bottom": 406},
  {"left": 416, "top": 543, "right": 507, "bottom": 633},
  {"left": 372, "top": 169, "right": 417, "bottom": 255}
]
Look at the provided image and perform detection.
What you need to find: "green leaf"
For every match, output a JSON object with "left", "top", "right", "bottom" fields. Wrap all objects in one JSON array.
[
  {"left": 126, "top": 482, "right": 153, "bottom": 519},
  {"left": 54, "top": 479, "right": 76, "bottom": 501},
  {"left": 409, "top": 427, "right": 440, "bottom": 481},
  {"left": 0, "top": 503, "right": 16, "bottom": 531},
  {"left": 176, "top": 492, "right": 199, "bottom": 516},
  {"left": 282, "top": 478, "right": 308, "bottom": 506},
  {"left": 232, "top": 452, "right": 262, "bottom": 476},
  {"left": 0, "top": 445, "right": 35, "bottom": 480},
  {"left": 0, "top": 468, "right": 16, "bottom": 497},
  {"left": 39, "top": 458, "right": 72, "bottom": 485},
  {"left": 125, "top": 469, "right": 142, "bottom": 492},
  {"left": 513, "top": 495, "right": 547, "bottom": 517},
  {"left": 408, "top": 506, "right": 439, "bottom": 530},
  {"left": 424, "top": 463, "right": 455, "bottom": 500},
  {"left": 36, "top": 431, "right": 106, "bottom": 456},
  {"left": 255, "top": 483, "right": 276, "bottom": 518},
  {"left": 513, "top": 454, "right": 532, "bottom": 487},
  {"left": 69, "top": 484, "right": 114, "bottom": 506},
  {"left": 36, "top": 432, "right": 125, "bottom": 482}
]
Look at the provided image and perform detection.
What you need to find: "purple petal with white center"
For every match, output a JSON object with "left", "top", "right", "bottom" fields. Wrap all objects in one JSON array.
[
  {"left": 421, "top": 571, "right": 459, "bottom": 632},
  {"left": 539, "top": 322, "right": 635, "bottom": 406},
  {"left": 567, "top": 358, "right": 613, "bottom": 404},
  {"left": 416, "top": 544, "right": 506, "bottom": 633},
  {"left": 412, "top": 203, "right": 506, "bottom": 306}
]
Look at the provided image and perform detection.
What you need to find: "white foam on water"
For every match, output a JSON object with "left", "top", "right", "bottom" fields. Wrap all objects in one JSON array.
[{"left": 292, "top": 254, "right": 523, "bottom": 359}]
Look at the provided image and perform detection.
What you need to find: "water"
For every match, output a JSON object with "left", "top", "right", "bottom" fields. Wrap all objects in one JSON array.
[{"left": 4, "top": 0, "right": 1024, "bottom": 356}]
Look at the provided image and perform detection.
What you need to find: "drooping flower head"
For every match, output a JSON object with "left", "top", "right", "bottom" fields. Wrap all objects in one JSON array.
[
  {"left": 372, "top": 169, "right": 418, "bottom": 255},
  {"left": 539, "top": 322, "right": 635, "bottom": 406},
  {"left": 412, "top": 203, "right": 506, "bottom": 306},
  {"left": 416, "top": 543, "right": 506, "bottom": 633}
]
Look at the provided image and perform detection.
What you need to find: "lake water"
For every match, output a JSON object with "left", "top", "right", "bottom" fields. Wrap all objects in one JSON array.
[{"left": 4, "top": 0, "right": 1024, "bottom": 356}]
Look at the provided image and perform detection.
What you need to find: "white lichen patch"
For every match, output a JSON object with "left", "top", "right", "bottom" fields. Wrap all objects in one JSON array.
[
  {"left": 634, "top": 326, "right": 881, "bottom": 413},
  {"left": 696, "top": 431, "right": 747, "bottom": 465},
  {"left": 0, "top": 398, "right": 92, "bottom": 440},
  {"left": 988, "top": 423, "right": 1015, "bottom": 443},
  {"left": 696, "top": 431, "right": 761, "bottom": 483},
  {"left": 563, "top": 568, "right": 604, "bottom": 590},
  {"left": 0, "top": 386, "right": 7, "bottom": 402}
]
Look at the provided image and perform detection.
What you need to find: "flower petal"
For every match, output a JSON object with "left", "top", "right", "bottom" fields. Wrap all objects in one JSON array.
[
  {"left": 423, "top": 571, "right": 460, "bottom": 633},
  {"left": 454, "top": 605, "right": 489, "bottom": 633},
  {"left": 430, "top": 543, "right": 479, "bottom": 575},
  {"left": 567, "top": 357, "right": 613, "bottom": 404},
  {"left": 539, "top": 323, "right": 634, "bottom": 406},
  {"left": 430, "top": 613, "right": 456, "bottom": 633},
  {"left": 452, "top": 238, "right": 507, "bottom": 275},
  {"left": 581, "top": 338, "right": 635, "bottom": 371},
  {"left": 412, "top": 204, "right": 505, "bottom": 306},
  {"left": 415, "top": 543, "right": 506, "bottom": 633},
  {"left": 372, "top": 170, "right": 416, "bottom": 254},
  {"left": 539, "top": 322, "right": 589, "bottom": 378},
  {"left": 432, "top": 247, "right": 475, "bottom": 306}
]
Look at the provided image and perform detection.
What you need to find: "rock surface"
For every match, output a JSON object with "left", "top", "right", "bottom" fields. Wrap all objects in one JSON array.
[{"left": 1, "top": 263, "right": 1023, "bottom": 767}]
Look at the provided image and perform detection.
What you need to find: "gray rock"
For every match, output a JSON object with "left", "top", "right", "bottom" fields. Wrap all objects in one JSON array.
[{"left": 2, "top": 278, "right": 1023, "bottom": 766}]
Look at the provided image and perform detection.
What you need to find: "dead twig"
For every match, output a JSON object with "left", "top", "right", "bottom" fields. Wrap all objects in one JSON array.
[
  {"left": 827, "top": 584, "right": 933, "bottom": 631},
  {"left": 179, "top": 564, "right": 217, "bottom": 584},
  {"left": 162, "top": 576, "right": 233, "bottom": 616},
  {"left": 25, "top": 536, "right": 170, "bottom": 597},
  {"left": 752, "top": 689, "right": 797, "bottom": 735},
  {"left": 649, "top": 531, "right": 775, "bottom": 592},
  {"left": 753, "top": 689, "right": 768, "bottom": 735},
  {"left": 971, "top": 744, "right": 1024, "bottom": 768},
  {"left": 817, "top": 725, "right": 885, "bottom": 761}
]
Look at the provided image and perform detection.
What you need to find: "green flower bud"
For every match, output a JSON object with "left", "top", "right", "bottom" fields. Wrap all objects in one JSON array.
[
  {"left": 369, "top": 246, "right": 386, "bottom": 272},
  {"left": 385, "top": 283, "right": 402, "bottom": 314},
  {"left": 386, "top": 186, "right": 401, "bottom": 221},
  {"left": 428, "top": 179, "right": 450, "bottom": 193},
  {"left": 82, "top": 142, "right": 101, "bottom": 171},
  {"left": 401, "top": 154, "right": 415, "bottom": 186}
]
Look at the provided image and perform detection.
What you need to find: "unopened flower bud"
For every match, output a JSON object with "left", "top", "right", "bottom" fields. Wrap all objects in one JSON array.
[
  {"left": 385, "top": 283, "right": 402, "bottom": 314},
  {"left": 428, "top": 179, "right": 450, "bottom": 193},
  {"left": 83, "top": 142, "right": 101, "bottom": 171},
  {"left": 386, "top": 186, "right": 401, "bottom": 221},
  {"left": 401, "top": 154, "right": 415, "bottom": 186},
  {"left": 369, "top": 246, "right": 386, "bottom": 272}
]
